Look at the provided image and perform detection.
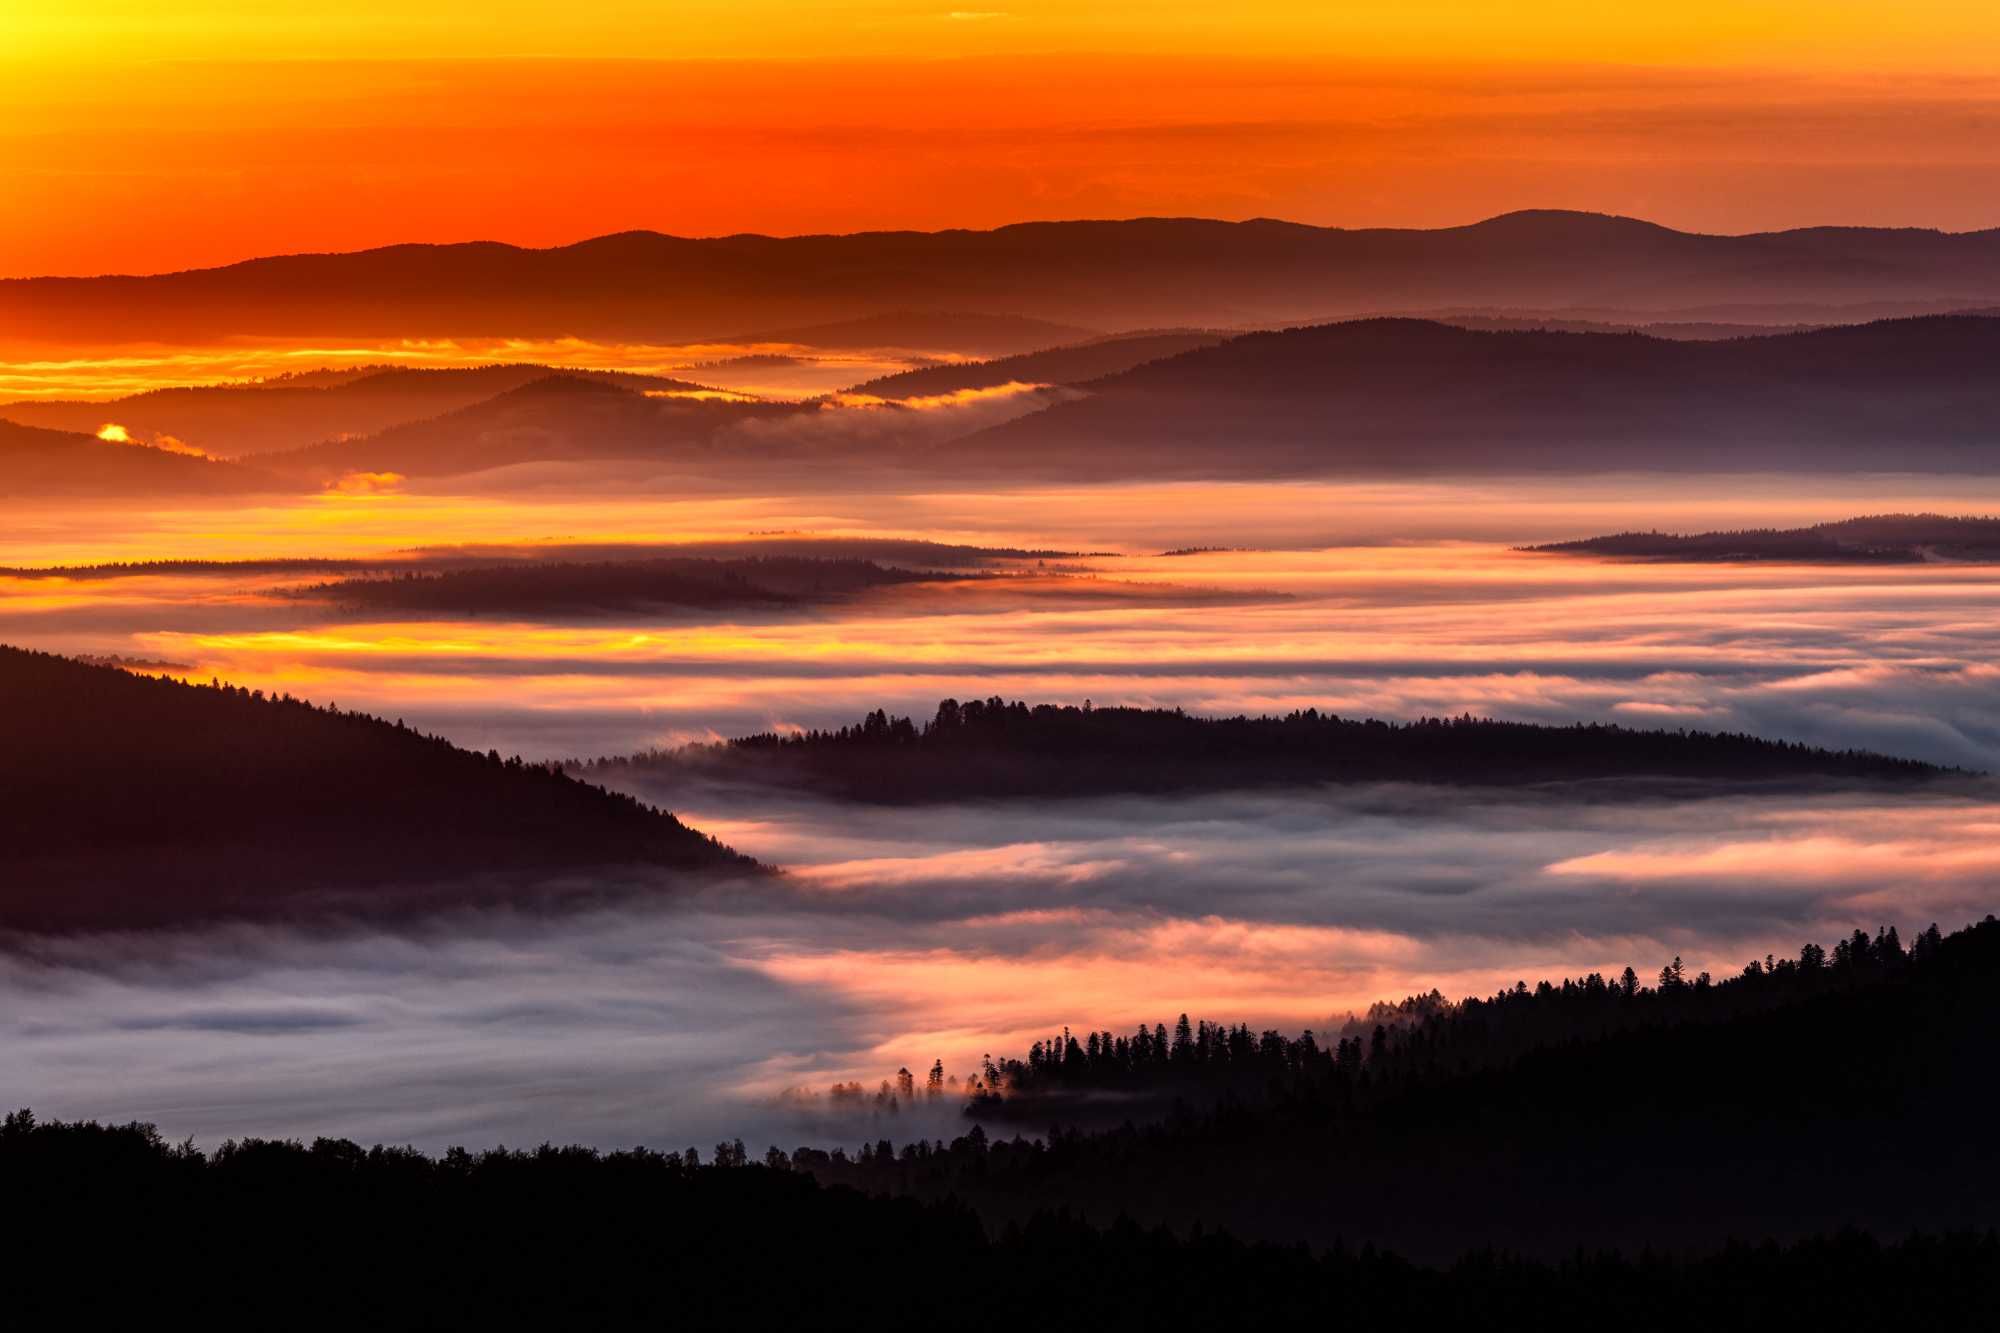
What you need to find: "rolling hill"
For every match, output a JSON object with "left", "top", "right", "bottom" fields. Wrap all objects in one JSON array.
[
  {"left": 255, "top": 374, "right": 812, "bottom": 480},
  {"left": 0, "top": 419, "right": 281, "bottom": 497},
  {"left": 0, "top": 647, "right": 751, "bottom": 933},
  {"left": 956, "top": 315, "right": 2000, "bottom": 477},
  {"left": 0, "top": 364, "right": 721, "bottom": 458},
  {"left": 844, "top": 330, "right": 1228, "bottom": 398}
]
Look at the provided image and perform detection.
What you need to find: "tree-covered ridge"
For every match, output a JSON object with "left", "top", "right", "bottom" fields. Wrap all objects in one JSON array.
[
  {"left": 965, "top": 922, "right": 1954, "bottom": 1126},
  {"left": 588, "top": 697, "right": 1949, "bottom": 801},
  {"left": 1527, "top": 512, "right": 2000, "bottom": 562},
  {"left": 803, "top": 916, "right": 2000, "bottom": 1259},
  {"left": 0, "top": 646, "right": 752, "bottom": 933},
  {"left": 9, "top": 1111, "right": 1995, "bottom": 1327},
  {"left": 287, "top": 555, "right": 977, "bottom": 616}
]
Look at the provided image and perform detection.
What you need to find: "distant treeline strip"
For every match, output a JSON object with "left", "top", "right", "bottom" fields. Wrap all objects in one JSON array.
[
  {"left": 1527, "top": 513, "right": 2000, "bottom": 563},
  {"left": 584, "top": 697, "right": 1950, "bottom": 801},
  {"left": 286, "top": 555, "right": 976, "bottom": 616}
]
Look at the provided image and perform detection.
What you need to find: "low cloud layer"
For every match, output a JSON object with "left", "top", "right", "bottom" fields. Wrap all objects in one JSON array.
[
  {"left": 6, "top": 781, "right": 1992, "bottom": 1153},
  {"left": 9, "top": 478, "right": 2000, "bottom": 1151}
]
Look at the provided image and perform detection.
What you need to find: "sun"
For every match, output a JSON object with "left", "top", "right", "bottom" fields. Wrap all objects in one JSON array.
[{"left": 96, "top": 423, "right": 132, "bottom": 442}]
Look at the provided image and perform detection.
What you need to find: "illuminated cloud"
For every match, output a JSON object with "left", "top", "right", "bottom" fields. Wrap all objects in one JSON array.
[
  {"left": 93, "top": 422, "right": 210, "bottom": 457},
  {"left": 330, "top": 470, "right": 407, "bottom": 494}
]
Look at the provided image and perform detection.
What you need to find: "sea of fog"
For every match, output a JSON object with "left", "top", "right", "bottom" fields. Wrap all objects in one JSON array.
[
  {"left": 5, "top": 474, "right": 1999, "bottom": 1149},
  {"left": 6, "top": 784, "right": 1995, "bottom": 1152}
]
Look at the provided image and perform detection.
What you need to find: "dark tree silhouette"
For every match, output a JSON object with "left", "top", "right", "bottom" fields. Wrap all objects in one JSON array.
[
  {"left": 587, "top": 697, "right": 1949, "bottom": 802},
  {"left": 0, "top": 646, "right": 752, "bottom": 932}
]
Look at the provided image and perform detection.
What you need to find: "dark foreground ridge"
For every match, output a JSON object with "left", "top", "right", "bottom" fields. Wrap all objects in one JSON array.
[
  {"left": 10, "top": 917, "right": 2000, "bottom": 1326},
  {"left": 585, "top": 697, "right": 1949, "bottom": 802},
  {"left": 1527, "top": 513, "right": 2000, "bottom": 563},
  {"left": 0, "top": 646, "right": 751, "bottom": 934}
]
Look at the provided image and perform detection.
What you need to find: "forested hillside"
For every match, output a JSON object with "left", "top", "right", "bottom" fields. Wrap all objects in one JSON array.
[{"left": 0, "top": 647, "right": 750, "bottom": 932}]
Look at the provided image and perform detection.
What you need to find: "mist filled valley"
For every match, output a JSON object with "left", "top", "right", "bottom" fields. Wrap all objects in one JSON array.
[
  {"left": 8, "top": 470, "right": 2000, "bottom": 1153},
  {"left": 10, "top": 175, "right": 2000, "bottom": 1318}
]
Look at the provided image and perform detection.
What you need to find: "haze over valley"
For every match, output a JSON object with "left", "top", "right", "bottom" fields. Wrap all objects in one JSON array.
[{"left": 11, "top": 12, "right": 2000, "bottom": 1309}]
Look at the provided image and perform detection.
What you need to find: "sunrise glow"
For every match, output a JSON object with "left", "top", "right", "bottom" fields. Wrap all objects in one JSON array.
[{"left": 6, "top": 4, "right": 1999, "bottom": 1310}]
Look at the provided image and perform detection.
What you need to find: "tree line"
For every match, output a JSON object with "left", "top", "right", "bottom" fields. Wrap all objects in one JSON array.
[
  {"left": 7, "top": 1108, "right": 1995, "bottom": 1326},
  {"left": 589, "top": 696, "right": 1949, "bottom": 802}
]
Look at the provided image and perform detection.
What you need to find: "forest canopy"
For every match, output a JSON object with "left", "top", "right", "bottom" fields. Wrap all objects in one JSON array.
[{"left": 586, "top": 697, "right": 1950, "bottom": 802}]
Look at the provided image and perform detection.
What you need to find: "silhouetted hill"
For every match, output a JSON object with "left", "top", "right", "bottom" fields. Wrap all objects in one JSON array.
[
  {"left": 818, "top": 917, "right": 2000, "bottom": 1261},
  {"left": 586, "top": 698, "right": 1947, "bottom": 802},
  {"left": 0, "top": 646, "right": 750, "bottom": 933},
  {"left": 0, "top": 419, "right": 280, "bottom": 497},
  {"left": 12, "top": 1114, "right": 1997, "bottom": 1328},
  {"left": 255, "top": 374, "right": 810, "bottom": 480},
  {"left": 12, "top": 212, "right": 2000, "bottom": 347},
  {"left": 1529, "top": 513, "right": 2000, "bottom": 562},
  {"left": 0, "top": 364, "right": 718, "bottom": 458},
  {"left": 845, "top": 331, "right": 1228, "bottom": 398},
  {"left": 289, "top": 556, "right": 973, "bottom": 617},
  {"left": 958, "top": 316, "right": 2000, "bottom": 476},
  {"left": 727, "top": 310, "right": 1094, "bottom": 354}
]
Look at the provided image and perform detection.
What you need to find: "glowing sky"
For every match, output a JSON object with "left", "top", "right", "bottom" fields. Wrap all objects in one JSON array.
[{"left": 6, "top": 2, "right": 2000, "bottom": 276}]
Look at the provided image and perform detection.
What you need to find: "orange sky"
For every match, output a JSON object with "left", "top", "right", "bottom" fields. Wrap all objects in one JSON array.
[{"left": 5, "top": 3, "right": 2000, "bottom": 277}]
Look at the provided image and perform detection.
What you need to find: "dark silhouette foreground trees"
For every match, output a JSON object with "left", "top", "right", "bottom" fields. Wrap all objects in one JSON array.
[
  {"left": 804, "top": 917, "right": 2000, "bottom": 1260},
  {"left": 6, "top": 1109, "right": 1996, "bottom": 1328},
  {"left": 8, "top": 919, "right": 1999, "bottom": 1326}
]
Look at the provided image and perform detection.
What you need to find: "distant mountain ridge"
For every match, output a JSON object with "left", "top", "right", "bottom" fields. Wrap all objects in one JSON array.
[
  {"left": 845, "top": 331, "right": 1228, "bottom": 398},
  {"left": 0, "top": 419, "right": 280, "bottom": 497},
  {"left": 0, "top": 364, "right": 719, "bottom": 458},
  {"left": 10, "top": 211, "right": 2000, "bottom": 347},
  {"left": 724, "top": 310, "right": 1094, "bottom": 354},
  {"left": 25, "top": 315, "right": 2000, "bottom": 487},
  {"left": 958, "top": 315, "right": 2000, "bottom": 477},
  {"left": 253, "top": 374, "right": 810, "bottom": 480}
]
